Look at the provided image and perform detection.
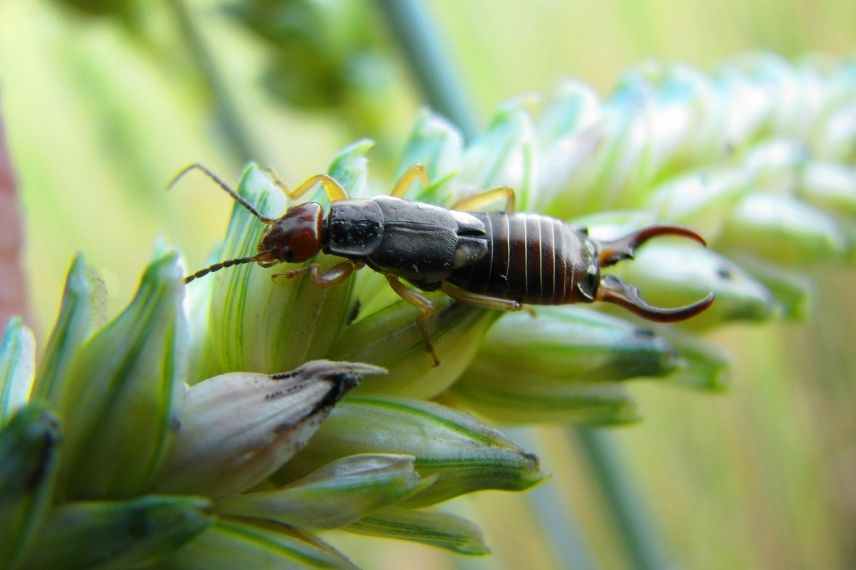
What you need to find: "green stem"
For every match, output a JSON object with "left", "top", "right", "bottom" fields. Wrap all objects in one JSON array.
[
  {"left": 509, "top": 428, "right": 596, "bottom": 569},
  {"left": 166, "top": 0, "right": 263, "bottom": 163},
  {"left": 574, "top": 428, "right": 671, "bottom": 570},
  {"left": 377, "top": 1, "right": 673, "bottom": 567},
  {"left": 375, "top": 0, "right": 480, "bottom": 139}
]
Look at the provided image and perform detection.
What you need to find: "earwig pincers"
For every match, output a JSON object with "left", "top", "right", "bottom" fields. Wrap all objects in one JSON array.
[{"left": 172, "top": 163, "right": 715, "bottom": 365}]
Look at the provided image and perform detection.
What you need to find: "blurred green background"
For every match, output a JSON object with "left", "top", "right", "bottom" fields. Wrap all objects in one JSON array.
[{"left": 1, "top": 0, "right": 854, "bottom": 568}]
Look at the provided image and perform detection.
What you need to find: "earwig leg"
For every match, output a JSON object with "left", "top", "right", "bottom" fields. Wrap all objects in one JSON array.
[
  {"left": 390, "top": 164, "right": 430, "bottom": 197},
  {"left": 440, "top": 282, "right": 524, "bottom": 312},
  {"left": 272, "top": 261, "right": 361, "bottom": 288},
  {"left": 596, "top": 275, "right": 715, "bottom": 323},
  {"left": 595, "top": 224, "right": 706, "bottom": 267},
  {"left": 385, "top": 274, "right": 440, "bottom": 366},
  {"left": 262, "top": 165, "right": 292, "bottom": 198},
  {"left": 292, "top": 174, "right": 351, "bottom": 202},
  {"left": 386, "top": 275, "right": 436, "bottom": 319},
  {"left": 267, "top": 172, "right": 350, "bottom": 202},
  {"left": 450, "top": 187, "right": 516, "bottom": 213},
  {"left": 271, "top": 266, "right": 311, "bottom": 282}
]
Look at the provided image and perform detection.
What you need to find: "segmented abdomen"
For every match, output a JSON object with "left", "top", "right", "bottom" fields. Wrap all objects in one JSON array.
[{"left": 445, "top": 212, "right": 593, "bottom": 304}]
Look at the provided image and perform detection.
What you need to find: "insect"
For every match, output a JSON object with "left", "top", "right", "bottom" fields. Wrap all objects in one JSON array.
[{"left": 173, "top": 163, "right": 714, "bottom": 365}]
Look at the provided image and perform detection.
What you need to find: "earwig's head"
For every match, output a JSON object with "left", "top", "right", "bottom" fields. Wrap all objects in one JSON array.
[
  {"left": 590, "top": 224, "right": 715, "bottom": 322},
  {"left": 259, "top": 202, "right": 324, "bottom": 264},
  {"left": 182, "top": 200, "right": 324, "bottom": 284},
  {"left": 171, "top": 164, "right": 329, "bottom": 284}
]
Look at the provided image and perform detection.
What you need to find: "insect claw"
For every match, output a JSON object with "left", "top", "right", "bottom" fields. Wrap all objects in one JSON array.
[
  {"left": 270, "top": 270, "right": 299, "bottom": 281},
  {"left": 596, "top": 275, "right": 715, "bottom": 322},
  {"left": 595, "top": 224, "right": 707, "bottom": 267}
]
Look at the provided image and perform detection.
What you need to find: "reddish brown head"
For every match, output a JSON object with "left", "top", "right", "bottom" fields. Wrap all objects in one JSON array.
[
  {"left": 258, "top": 202, "right": 324, "bottom": 263},
  {"left": 183, "top": 201, "right": 325, "bottom": 283},
  {"left": 171, "top": 164, "right": 328, "bottom": 284}
]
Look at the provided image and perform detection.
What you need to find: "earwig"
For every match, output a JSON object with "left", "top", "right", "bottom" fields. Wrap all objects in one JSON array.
[{"left": 172, "top": 163, "right": 714, "bottom": 365}]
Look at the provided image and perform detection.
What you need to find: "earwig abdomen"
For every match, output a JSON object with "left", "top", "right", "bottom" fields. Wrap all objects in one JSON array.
[{"left": 445, "top": 212, "right": 599, "bottom": 305}]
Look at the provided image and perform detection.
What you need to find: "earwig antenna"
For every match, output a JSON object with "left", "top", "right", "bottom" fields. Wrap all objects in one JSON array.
[
  {"left": 168, "top": 163, "right": 277, "bottom": 224},
  {"left": 597, "top": 275, "right": 715, "bottom": 322},
  {"left": 184, "top": 250, "right": 276, "bottom": 284}
]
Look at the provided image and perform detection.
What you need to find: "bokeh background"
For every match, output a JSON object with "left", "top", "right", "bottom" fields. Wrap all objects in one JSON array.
[{"left": 1, "top": 1, "right": 854, "bottom": 568}]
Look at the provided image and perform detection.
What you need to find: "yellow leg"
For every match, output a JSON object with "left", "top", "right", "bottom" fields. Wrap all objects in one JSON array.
[
  {"left": 385, "top": 274, "right": 440, "bottom": 366},
  {"left": 265, "top": 166, "right": 350, "bottom": 202},
  {"left": 273, "top": 261, "right": 361, "bottom": 288},
  {"left": 440, "top": 282, "right": 524, "bottom": 312},
  {"left": 390, "top": 164, "right": 430, "bottom": 198},
  {"left": 263, "top": 166, "right": 291, "bottom": 197},
  {"left": 450, "top": 186, "right": 516, "bottom": 213}
]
